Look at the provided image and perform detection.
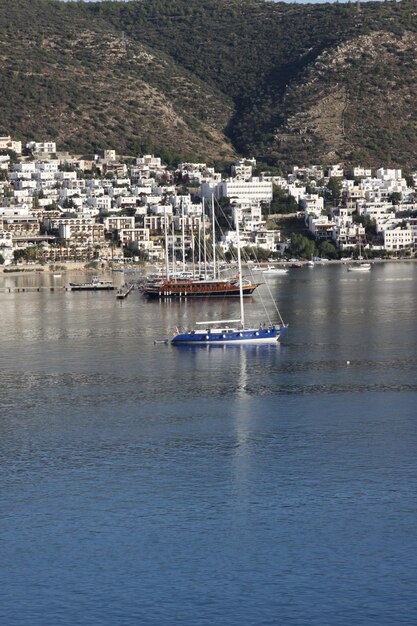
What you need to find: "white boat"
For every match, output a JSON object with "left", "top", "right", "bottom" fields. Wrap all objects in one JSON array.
[
  {"left": 69, "top": 276, "right": 115, "bottom": 291},
  {"left": 347, "top": 263, "right": 371, "bottom": 272},
  {"left": 347, "top": 232, "right": 371, "bottom": 272},
  {"left": 306, "top": 261, "right": 315, "bottom": 268},
  {"left": 171, "top": 210, "right": 288, "bottom": 345},
  {"left": 261, "top": 265, "right": 289, "bottom": 275}
]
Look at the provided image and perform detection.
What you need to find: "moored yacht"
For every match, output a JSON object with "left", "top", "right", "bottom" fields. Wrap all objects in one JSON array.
[
  {"left": 142, "top": 274, "right": 259, "bottom": 298},
  {"left": 347, "top": 262, "right": 371, "bottom": 272},
  {"left": 171, "top": 210, "right": 287, "bottom": 345}
]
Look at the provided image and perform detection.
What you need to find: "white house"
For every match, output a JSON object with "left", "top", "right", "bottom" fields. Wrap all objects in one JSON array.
[
  {"left": 327, "top": 164, "right": 344, "bottom": 178},
  {"left": 353, "top": 167, "right": 372, "bottom": 178},
  {"left": 383, "top": 227, "right": 413, "bottom": 251},
  {"left": 300, "top": 194, "right": 324, "bottom": 217},
  {"left": 231, "top": 159, "right": 254, "bottom": 181},
  {"left": 0, "top": 135, "right": 22, "bottom": 154},
  {"left": 26, "top": 141, "right": 57, "bottom": 154}
]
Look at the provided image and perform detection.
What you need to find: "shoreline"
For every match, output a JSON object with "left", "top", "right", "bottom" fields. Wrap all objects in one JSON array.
[{"left": 1, "top": 256, "right": 416, "bottom": 274}]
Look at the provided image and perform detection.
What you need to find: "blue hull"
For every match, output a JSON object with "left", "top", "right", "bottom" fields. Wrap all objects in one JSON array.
[{"left": 172, "top": 326, "right": 286, "bottom": 345}]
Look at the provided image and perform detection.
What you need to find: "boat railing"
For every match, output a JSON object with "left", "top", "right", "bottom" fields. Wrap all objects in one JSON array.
[{"left": 195, "top": 319, "right": 241, "bottom": 326}]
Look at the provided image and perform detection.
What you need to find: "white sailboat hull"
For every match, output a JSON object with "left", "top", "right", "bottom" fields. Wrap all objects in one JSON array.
[{"left": 347, "top": 264, "right": 371, "bottom": 272}]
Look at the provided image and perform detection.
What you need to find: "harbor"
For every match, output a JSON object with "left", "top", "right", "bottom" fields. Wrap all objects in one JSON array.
[{"left": 2, "top": 1, "right": 417, "bottom": 624}]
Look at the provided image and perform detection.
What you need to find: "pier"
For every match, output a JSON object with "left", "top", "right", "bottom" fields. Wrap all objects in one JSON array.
[
  {"left": 116, "top": 283, "right": 134, "bottom": 299},
  {"left": 0, "top": 286, "right": 68, "bottom": 293}
]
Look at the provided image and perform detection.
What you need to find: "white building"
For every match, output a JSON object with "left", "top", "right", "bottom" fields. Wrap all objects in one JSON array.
[
  {"left": 51, "top": 218, "right": 105, "bottom": 245},
  {"left": 218, "top": 178, "right": 273, "bottom": 204},
  {"left": 87, "top": 196, "right": 112, "bottom": 212},
  {"left": 0, "top": 135, "right": 22, "bottom": 154},
  {"left": 383, "top": 227, "right": 413, "bottom": 251},
  {"left": 136, "top": 155, "right": 162, "bottom": 169},
  {"left": 26, "top": 141, "right": 57, "bottom": 154},
  {"left": 253, "top": 229, "right": 277, "bottom": 252},
  {"left": 376, "top": 168, "right": 402, "bottom": 182},
  {"left": 104, "top": 216, "right": 135, "bottom": 233},
  {"left": 353, "top": 166, "right": 372, "bottom": 178},
  {"left": 300, "top": 194, "right": 324, "bottom": 217},
  {"left": 232, "top": 203, "right": 263, "bottom": 228},
  {"left": 287, "top": 184, "right": 307, "bottom": 203},
  {"left": 327, "top": 164, "right": 344, "bottom": 178},
  {"left": 307, "top": 215, "right": 337, "bottom": 241},
  {"left": 118, "top": 227, "right": 150, "bottom": 246},
  {"left": 231, "top": 159, "right": 254, "bottom": 181},
  {"left": 36, "top": 160, "right": 60, "bottom": 173},
  {"left": 116, "top": 196, "right": 138, "bottom": 209},
  {"left": 357, "top": 200, "right": 394, "bottom": 221}
]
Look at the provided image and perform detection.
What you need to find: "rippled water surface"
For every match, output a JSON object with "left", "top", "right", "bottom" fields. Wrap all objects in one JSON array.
[{"left": 1, "top": 264, "right": 417, "bottom": 625}]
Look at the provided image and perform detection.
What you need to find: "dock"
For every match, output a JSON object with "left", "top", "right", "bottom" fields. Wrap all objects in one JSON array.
[
  {"left": 116, "top": 283, "right": 134, "bottom": 299},
  {"left": 0, "top": 286, "right": 67, "bottom": 293}
]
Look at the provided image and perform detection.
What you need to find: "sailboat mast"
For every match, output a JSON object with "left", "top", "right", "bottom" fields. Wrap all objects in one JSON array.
[
  {"left": 211, "top": 194, "right": 216, "bottom": 279},
  {"left": 191, "top": 219, "right": 195, "bottom": 279},
  {"left": 198, "top": 217, "right": 201, "bottom": 278},
  {"left": 171, "top": 219, "right": 175, "bottom": 276},
  {"left": 235, "top": 209, "right": 245, "bottom": 328},
  {"left": 164, "top": 206, "right": 169, "bottom": 279},
  {"left": 181, "top": 199, "right": 186, "bottom": 272},
  {"left": 203, "top": 200, "right": 207, "bottom": 279}
]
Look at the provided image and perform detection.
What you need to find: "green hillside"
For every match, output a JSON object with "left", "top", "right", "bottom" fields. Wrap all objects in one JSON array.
[
  {"left": 0, "top": 0, "right": 236, "bottom": 161},
  {"left": 1, "top": 0, "right": 417, "bottom": 167}
]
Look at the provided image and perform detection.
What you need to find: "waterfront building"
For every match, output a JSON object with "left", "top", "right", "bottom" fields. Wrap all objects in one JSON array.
[{"left": 383, "top": 226, "right": 413, "bottom": 251}]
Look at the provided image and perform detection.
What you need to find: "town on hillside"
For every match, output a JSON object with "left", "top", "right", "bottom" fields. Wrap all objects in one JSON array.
[{"left": 1, "top": 135, "right": 416, "bottom": 269}]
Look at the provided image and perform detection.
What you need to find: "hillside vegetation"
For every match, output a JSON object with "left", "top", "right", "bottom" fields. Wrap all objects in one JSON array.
[{"left": 1, "top": 0, "right": 417, "bottom": 167}]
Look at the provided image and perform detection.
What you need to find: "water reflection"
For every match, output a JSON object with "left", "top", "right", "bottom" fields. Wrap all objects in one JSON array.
[
  {"left": 1, "top": 263, "right": 416, "bottom": 395},
  {"left": 1, "top": 264, "right": 417, "bottom": 626}
]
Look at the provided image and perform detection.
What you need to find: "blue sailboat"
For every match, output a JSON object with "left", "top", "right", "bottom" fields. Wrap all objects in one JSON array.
[
  {"left": 171, "top": 320, "right": 285, "bottom": 345},
  {"left": 171, "top": 210, "right": 287, "bottom": 346}
]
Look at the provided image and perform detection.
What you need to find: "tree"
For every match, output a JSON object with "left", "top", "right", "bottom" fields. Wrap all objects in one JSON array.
[
  {"left": 0, "top": 149, "right": 18, "bottom": 164},
  {"left": 123, "top": 240, "right": 138, "bottom": 258},
  {"left": 241, "top": 246, "right": 270, "bottom": 261},
  {"left": 318, "top": 240, "right": 338, "bottom": 259},
  {"left": 269, "top": 185, "right": 299, "bottom": 215},
  {"left": 388, "top": 192, "right": 402, "bottom": 206},
  {"left": 289, "top": 234, "right": 316, "bottom": 259},
  {"left": 122, "top": 207, "right": 137, "bottom": 217},
  {"left": 326, "top": 177, "right": 343, "bottom": 204},
  {"left": 13, "top": 249, "right": 27, "bottom": 262},
  {"left": 13, "top": 246, "right": 40, "bottom": 263},
  {"left": 63, "top": 198, "right": 76, "bottom": 209},
  {"left": 216, "top": 197, "right": 232, "bottom": 229},
  {"left": 364, "top": 216, "right": 377, "bottom": 238}
]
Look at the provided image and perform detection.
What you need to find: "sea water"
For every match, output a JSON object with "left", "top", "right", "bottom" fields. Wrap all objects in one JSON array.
[{"left": 1, "top": 263, "right": 416, "bottom": 625}]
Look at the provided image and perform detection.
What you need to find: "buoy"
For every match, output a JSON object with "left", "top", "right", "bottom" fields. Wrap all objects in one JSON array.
[{"left": 346, "top": 360, "right": 350, "bottom": 365}]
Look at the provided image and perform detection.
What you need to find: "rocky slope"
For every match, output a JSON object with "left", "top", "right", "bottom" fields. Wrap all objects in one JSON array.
[
  {"left": 0, "top": 0, "right": 235, "bottom": 161},
  {"left": 1, "top": 0, "right": 417, "bottom": 167}
]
